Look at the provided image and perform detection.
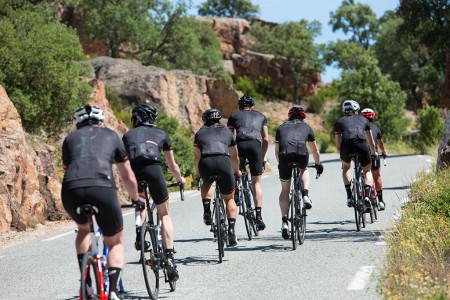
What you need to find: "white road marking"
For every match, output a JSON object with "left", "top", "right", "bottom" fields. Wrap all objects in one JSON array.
[
  {"left": 42, "top": 230, "right": 75, "bottom": 241},
  {"left": 347, "top": 266, "right": 375, "bottom": 290}
]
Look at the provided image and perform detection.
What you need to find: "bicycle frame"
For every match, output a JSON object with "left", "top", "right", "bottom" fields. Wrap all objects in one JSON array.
[
  {"left": 77, "top": 205, "right": 107, "bottom": 300},
  {"left": 288, "top": 164, "right": 306, "bottom": 250}
]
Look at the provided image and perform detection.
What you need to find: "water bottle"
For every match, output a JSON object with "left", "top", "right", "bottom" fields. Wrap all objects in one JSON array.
[{"left": 154, "top": 225, "right": 163, "bottom": 249}]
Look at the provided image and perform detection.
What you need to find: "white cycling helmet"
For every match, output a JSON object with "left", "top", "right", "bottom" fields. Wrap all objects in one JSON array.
[
  {"left": 342, "top": 100, "right": 360, "bottom": 112},
  {"left": 74, "top": 105, "right": 105, "bottom": 126}
]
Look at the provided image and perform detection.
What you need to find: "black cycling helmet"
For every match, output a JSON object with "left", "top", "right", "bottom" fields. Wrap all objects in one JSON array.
[
  {"left": 238, "top": 95, "right": 255, "bottom": 108},
  {"left": 74, "top": 105, "right": 105, "bottom": 128},
  {"left": 288, "top": 106, "right": 306, "bottom": 120},
  {"left": 131, "top": 103, "right": 158, "bottom": 127},
  {"left": 202, "top": 108, "right": 222, "bottom": 126}
]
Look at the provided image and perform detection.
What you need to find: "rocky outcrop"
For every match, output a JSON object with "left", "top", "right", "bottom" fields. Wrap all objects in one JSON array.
[
  {"left": 86, "top": 57, "right": 240, "bottom": 130},
  {"left": 0, "top": 86, "right": 64, "bottom": 232}
]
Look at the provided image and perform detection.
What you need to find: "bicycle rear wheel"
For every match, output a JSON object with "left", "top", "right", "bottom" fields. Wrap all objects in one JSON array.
[
  {"left": 239, "top": 188, "right": 252, "bottom": 240},
  {"left": 214, "top": 200, "right": 224, "bottom": 263},
  {"left": 352, "top": 181, "right": 361, "bottom": 232},
  {"left": 80, "top": 253, "right": 105, "bottom": 300},
  {"left": 245, "top": 186, "right": 259, "bottom": 236},
  {"left": 140, "top": 221, "right": 159, "bottom": 300},
  {"left": 289, "top": 192, "right": 297, "bottom": 250}
]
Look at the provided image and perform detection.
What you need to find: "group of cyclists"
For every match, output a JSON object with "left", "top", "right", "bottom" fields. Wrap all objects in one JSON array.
[{"left": 61, "top": 95, "right": 387, "bottom": 300}]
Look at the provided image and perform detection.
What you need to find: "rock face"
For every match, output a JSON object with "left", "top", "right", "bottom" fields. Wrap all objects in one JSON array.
[
  {"left": 87, "top": 57, "right": 240, "bottom": 130},
  {"left": 0, "top": 86, "right": 64, "bottom": 232}
]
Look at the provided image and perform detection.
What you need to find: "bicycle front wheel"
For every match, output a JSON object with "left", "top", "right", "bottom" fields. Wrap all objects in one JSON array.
[
  {"left": 352, "top": 181, "right": 361, "bottom": 231},
  {"left": 80, "top": 253, "right": 105, "bottom": 300},
  {"left": 214, "top": 201, "right": 224, "bottom": 263},
  {"left": 297, "top": 204, "right": 306, "bottom": 245},
  {"left": 240, "top": 188, "right": 252, "bottom": 240},
  {"left": 245, "top": 187, "right": 259, "bottom": 236},
  {"left": 140, "top": 221, "right": 159, "bottom": 300}
]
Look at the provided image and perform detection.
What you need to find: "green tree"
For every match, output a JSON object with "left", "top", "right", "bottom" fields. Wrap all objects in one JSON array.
[
  {"left": 397, "top": 0, "right": 450, "bottom": 109},
  {"left": 0, "top": 2, "right": 91, "bottom": 136},
  {"left": 251, "top": 21, "right": 324, "bottom": 103},
  {"left": 417, "top": 107, "right": 443, "bottom": 145},
  {"left": 329, "top": 0, "right": 379, "bottom": 50},
  {"left": 198, "top": 0, "right": 259, "bottom": 20},
  {"left": 333, "top": 53, "right": 408, "bottom": 141},
  {"left": 325, "top": 40, "right": 374, "bottom": 71},
  {"left": 374, "top": 13, "right": 443, "bottom": 110}
]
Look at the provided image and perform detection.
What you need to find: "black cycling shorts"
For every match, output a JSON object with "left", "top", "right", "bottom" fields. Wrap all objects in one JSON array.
[
  {"left": 237, "top": 140, "right": 263, "bottom": 176},
  {"left": 134, "top": 164, "right": 169, "bottom": 205},
  {"left": 61, "top": 186, "right": 123, "bottom": 237},
  {"left": 199, "top": 155, "right": 235, "bottom": 195},
  {"left": 278, "top": 155, "right": 309, "bottom": 182},
  {"left": 340, "top": 140, "right": 372, "bottom": 167}
]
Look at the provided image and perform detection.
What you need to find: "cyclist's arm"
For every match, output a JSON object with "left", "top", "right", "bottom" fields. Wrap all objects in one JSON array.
[
  {"left": 365, "top": 128, "right": 377, "bottom": 155},
  {"left": 275, "top": 143, "right": 279, "bottom": 163},
  {"left": 229, "top": 145, "right": 240, "bottom": 175},
  {"left": 308, "top": 140, "right": 321, "bottom": 164},
  {"left": 334, "top": 132, "right": 342, "bottom": 152},
  {"left": 117, "top": 160, "right": 140, "bottom": 201},
  {"left": 261, "top": 125, "right": 269, "bottom": 161},
  {"left": 378, "top": 138, "right": 387, "bottom": 156},
  {"left": 164, "top": 150, "right": 185, "bottom": 184},
  {"left": 194, "top": 146, "right": 201, "bottom": 179}
]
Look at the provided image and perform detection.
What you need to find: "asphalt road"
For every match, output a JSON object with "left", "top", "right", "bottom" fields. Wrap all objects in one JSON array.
[{"left": 0, "top": 147, "right": 433, "bottom": 300}]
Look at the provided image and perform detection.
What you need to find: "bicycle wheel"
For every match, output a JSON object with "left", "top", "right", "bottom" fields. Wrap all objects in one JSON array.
[
  {"left": 245, "top": 185, "right": 259, "bottom": 236},
  {"left": 297, "top": 201, "right": 306, "bottom": 245},
  {"left": 219, "top": 200, "right": 228, "bottom": 250},
  {"left": 352, "top": 180, "right": 361, "bottom": 232},
  {"left": 214, "top": 199, "right": 224, "bottom": 263},
  {"left": 289, "top": 192, "right": 297, "bottom": 250},
  {"left": 140, "top": 221, "right": 159, "bottom": 300},
  {"left": 160, "top": 251, "right": 176, "bottom": 292},
  {"left": 80, "top": 253, "right": 104, "bottom": 300},
  {"left": 239, "top": 186, "right": 252, "bottom": 240},
  {"left": 358, "top": 172, "right": 366, "bottom": 228}
]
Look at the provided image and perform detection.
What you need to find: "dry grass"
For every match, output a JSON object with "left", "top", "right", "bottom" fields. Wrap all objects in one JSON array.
[{"left": 381, "top": 170, "right": 450, "bottom": 299}]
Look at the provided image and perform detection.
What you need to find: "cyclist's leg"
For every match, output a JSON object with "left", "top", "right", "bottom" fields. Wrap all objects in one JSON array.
[
  {"left": 371, "top": 157, "right": 385, "bottom": 208},
  {"left": 298, "top": 155, "right": 312, "bottom": 208},
  {"left": 217, "top": 155, "right": 238, "bottom": 246},
  {"left": 199, "top": 157, "right": 215, "bottom": 225}
]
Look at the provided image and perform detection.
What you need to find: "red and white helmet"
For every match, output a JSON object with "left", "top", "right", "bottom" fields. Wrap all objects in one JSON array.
[{"left": 361, "top": 108, "right": 376, "bottom": 120}]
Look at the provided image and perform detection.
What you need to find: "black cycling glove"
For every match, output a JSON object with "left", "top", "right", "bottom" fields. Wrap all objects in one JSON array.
[
  {"left": 315, "top": 163, "right": 324, "bottom": 175},
  {"left": 132, "top": 198, "right": 146, "bottom": 211}
]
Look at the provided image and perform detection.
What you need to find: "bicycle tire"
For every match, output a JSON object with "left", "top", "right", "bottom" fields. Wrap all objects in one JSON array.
[
  {"left": 358, "top": 172, "right": 367, "bottom": 228},
  {"left": 297, "top": 205, "right": 306, "bottom": 245},
  {"left": 352, "top": 180, "right": 361, "bottom": 232},
  {"left": 219, "top": 199, "right": 228, "bottom": 251},
  {"left": 160, "top": 250, "right": 177, "bottom": 292},
  {"left": 140, "top": 221, "right": 159, "bottom": 300},
  {"left": 239, "top": 185, "right": 252, "bottom": 240},
  {"left": 245, "top": 185, "right": 259, "bottom": 236},
  {"left": 213, "top": 200, "right": 224, "bottom": 263},
  {"left": 80, "top": 253, "right": 105, "bottom": 300},
  {"left": 290, "top": 192, "right": 297, "bottom": 250}
]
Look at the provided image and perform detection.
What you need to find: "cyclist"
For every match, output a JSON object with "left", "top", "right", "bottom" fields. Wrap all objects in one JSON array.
[
  {"left": 122, "top": 103, "right": 185, "bottom": 282},
  {"left": 334, "top": 100, "right": 378, "bottom": 210},
  {"left": 194, "top": 108, "right": 241, "bottom": 247},
  {"left": 360, "top": 108, "right": 388, "bottom": 210},
  {"left": 275, "top": 107, "right": 324, "bottom": 239},
  {"left": 61, "top": 105, "right": 141, "bottom": 300},
  {"left": 227, "top": 95, "right": 269, "bottom": 231}
]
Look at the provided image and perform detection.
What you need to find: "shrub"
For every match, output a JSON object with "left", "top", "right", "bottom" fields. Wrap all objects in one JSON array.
[
  {"left": 417, "top": 106, "right": 443, "bottom": 145},
  {"left": 0, "top": 5, "right": 91, "bottom": 136},
  {"left": 234, "top": 76, "right": 260, "bottom": 99}
]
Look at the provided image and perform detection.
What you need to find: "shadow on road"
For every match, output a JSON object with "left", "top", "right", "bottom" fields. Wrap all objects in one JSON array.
[
  {"left": 383, "top": 185, "right": 410, "bottom": 190},
  {"left": 176, "top": 255, "right": 224, "bottom": 266}
]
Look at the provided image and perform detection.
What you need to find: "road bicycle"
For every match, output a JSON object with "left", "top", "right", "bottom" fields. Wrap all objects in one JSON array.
[
  {"left": 350, "top": 154, "right": 376, "bottom": 231},
  {"left": 77, "top": 204, "right": 124, "bottom": 300},
  {"left": 287, "top": 164, "right": 319, "bottom": 250},
  {"left": 235, "top": 159, "right": 258, "bottom": 240},
  {"left": 197, "top": 177, "right": 228, "bottom": 263},
  {"left": 122, "top": 181, "right": 184, "bottom": 300}
]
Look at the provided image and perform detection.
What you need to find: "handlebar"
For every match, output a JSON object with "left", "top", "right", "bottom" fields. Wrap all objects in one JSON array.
[
  {"left": 167, "top": 182, "right": 185, "bottom": 201},
  {"left": 307, "top": 164, "right": 321, "bottom": 179},
  {"left": 196, "top": 178, "right": 201, "bottom": 191},
  {"left": 383, "top": 154, "right": 387, "bottom": 166}
]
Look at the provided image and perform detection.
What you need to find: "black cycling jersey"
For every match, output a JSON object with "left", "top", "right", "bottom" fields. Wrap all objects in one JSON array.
[
  {"left": 368, "top": 122, "right": 382, "bottom": 151},
  {"left": 334, "top": 114, "right": 371, "bottom": 142},
  {"left": 194, "top": 124, "right": 236, "bottom": 157},
  {"left": 227, "top": 109, "right": 267, "bottom": 142},
  {"left": 62, "top": 125, "right": 128, "bottom": 190},
  {"left": 122, "top": 125, "right": 172, "bottom": 168},
  {"left": 275, "top": 120, "right": 315, "bottom": 157}
]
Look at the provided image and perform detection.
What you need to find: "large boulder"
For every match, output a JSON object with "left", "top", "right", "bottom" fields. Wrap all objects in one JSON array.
[{"left": 86, "top": 57, "right": 240, "bottom": 130}]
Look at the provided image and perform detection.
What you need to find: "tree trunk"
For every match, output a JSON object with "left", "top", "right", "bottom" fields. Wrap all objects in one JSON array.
[{"left": 436, "top": 50, "right": 450, "bottom": 170}]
